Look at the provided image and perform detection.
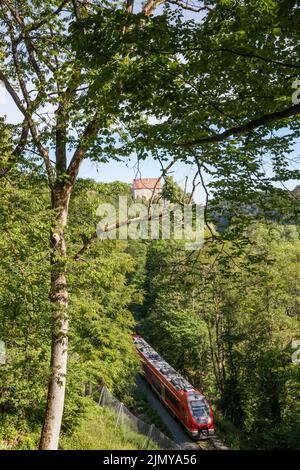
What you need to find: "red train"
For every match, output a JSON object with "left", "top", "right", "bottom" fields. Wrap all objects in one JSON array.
[{"left": 134, "top": 335, "right": 214, "bottom": 440}]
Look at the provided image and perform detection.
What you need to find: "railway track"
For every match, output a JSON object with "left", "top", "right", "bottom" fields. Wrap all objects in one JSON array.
[
  {"left": 197, "top": 436, "right": 229, "bottom": 451},
  {"left": 137, "top": 375, "right": 229, "bottom": 451}
]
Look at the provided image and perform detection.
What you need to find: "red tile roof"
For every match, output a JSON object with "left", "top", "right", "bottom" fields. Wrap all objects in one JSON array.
[{"left": 132, "top": 178, "right": 162, "bottom": 190}]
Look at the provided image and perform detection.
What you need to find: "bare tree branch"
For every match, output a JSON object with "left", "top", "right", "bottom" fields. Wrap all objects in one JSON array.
[
  {"left": 12, "top": 121, "right": 29, "bottom": 157},
  {"left": 0, "top": 121, "right": 29, "bottom": 180},
  {"left": 0, "top": 70, "right": 27, "bottom": 115},
  {"left": 0, "top": 71, "right": 54, "bottom": 184},
  {"left": 194, "top": 155, "right": 215, "bottom": 239},
  {"left": 187, "top": 172, "right": 200, "bottom": 203},
  {"left": 16, "top": 0, "right": 70, "bottom": 40},
  {"left": 126, "top": 0, "right": 134, "bottom": 13},
  {"left": 168, "top": 0, "right": 212, "bottom": 12},
  {"left": 6, "top": 4, "right": 46, "bottom": 82},
  {"left": 10, "top": 36, "right": 31, "bottom": 108},
  {"left": 74, "top": 212, "right": 165, "bottom": 260},
  {"left": 148, "top": 157, "right": 177, "bottom": 209},
  {"left": 143, "top": 0, "right": 165, "bottom": 16},
  {"left": 71, "top": 0, "right": 80, "bottom": 20},
  {"left": 67, "top": 113, "right": 102, "bottom": 187},
  {"left": 180, "top": 103, "right": 300, "bottom": 147},
  {"left": 189, "top": 46, "right": 300, "bottom": 70}
]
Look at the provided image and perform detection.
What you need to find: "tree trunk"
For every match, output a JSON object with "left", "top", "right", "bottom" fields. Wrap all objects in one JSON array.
[
  {"left": 207, "top": 320, "right": 222, "bottom": 394},
  {"left": 39, "top": 185, "right": 71, "bottom": 450}
]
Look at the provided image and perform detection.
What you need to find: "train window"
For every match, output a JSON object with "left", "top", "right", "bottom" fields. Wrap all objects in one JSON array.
[
  {"left": 144, "top": 365, "right": 162, "bottom": 394},
  {"left": 152, "top": 379, "right": 162, "bottom": 394},
  {"left": 165, "top": 388, "right": 179, "bottom": 409},
  {"left": 187, "top": 393, "right": 210, "bottom": 424}
]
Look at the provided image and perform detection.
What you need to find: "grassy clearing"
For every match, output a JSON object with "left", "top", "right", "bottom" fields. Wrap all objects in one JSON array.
[{"left": 60, "top": 401, "right": 159, "bottom": 450}]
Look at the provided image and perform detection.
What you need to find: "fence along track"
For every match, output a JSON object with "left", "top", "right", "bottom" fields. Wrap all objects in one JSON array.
[{"left": 98, "top": 385, "right": 188, "bottom": 450}]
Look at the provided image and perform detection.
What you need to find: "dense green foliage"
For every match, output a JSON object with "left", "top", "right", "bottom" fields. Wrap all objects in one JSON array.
[
  {"left": 1, "top": 0, "right": 300, "bottom": 451},
  {"left": 0, "top": 163, "right": 299, "bottom": 449},
  {"left": 71, "top": 0, "right": 300, "bottom": 221},
  {"left": 0, "top": 171, "right": 139, "bottom": 447},
  {"left": 138, "top": 223, "right": 300, "bottom": 449}
]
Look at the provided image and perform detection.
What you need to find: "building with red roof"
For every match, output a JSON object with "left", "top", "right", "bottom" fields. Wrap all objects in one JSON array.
[{"left": 132, "top": 178, "right": 162, "bottom": 201}]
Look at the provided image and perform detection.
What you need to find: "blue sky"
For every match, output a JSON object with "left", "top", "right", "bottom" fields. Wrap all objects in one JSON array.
[{"left": 1, "top": 80, "right": 300, "bottom": 204}]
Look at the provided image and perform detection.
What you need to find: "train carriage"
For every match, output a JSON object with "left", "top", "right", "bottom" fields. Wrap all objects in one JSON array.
[{"left": 134, "top": 335, "right": 214, "bottom": 440}]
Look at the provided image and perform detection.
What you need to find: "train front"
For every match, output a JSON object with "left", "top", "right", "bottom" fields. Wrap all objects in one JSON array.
[{"left": 186, "top": 391, "right": 214, "bottom": 440}]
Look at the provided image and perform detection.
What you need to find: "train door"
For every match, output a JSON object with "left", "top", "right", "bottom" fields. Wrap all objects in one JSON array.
[
  {"left": 179, "top": 405, "right": 186, "bottom": 423},
  {"left": 181, "top": 405, "right": 188, "bottom": 424}
]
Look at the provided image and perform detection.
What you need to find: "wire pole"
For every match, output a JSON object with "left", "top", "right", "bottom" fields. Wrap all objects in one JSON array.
[
  {"left": 115, "top": 402, "right": 124, "bottom": 430},
  {"left": 98, "top": 385, "right": 105, "bottom": 406},
  {"left": 144, "top": 423, "right": 154, "bottom": 449}
]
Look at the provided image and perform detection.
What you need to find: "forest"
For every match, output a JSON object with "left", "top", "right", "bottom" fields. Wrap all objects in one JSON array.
[{"left": 0, "top": 0, "right": 300, "bottom": 452}]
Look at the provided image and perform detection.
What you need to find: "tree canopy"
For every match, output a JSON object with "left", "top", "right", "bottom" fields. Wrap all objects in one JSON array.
[{"left": 0, "top": 0, "right": 300, "bottom": 451}]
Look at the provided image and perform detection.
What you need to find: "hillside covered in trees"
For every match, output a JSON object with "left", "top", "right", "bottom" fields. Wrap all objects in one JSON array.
[
  {"left": 0, "top": 0, "right": 300, "bottom": 453},
  {"left": 1, "top": 171, "right": 299, "bottom": 449}
]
